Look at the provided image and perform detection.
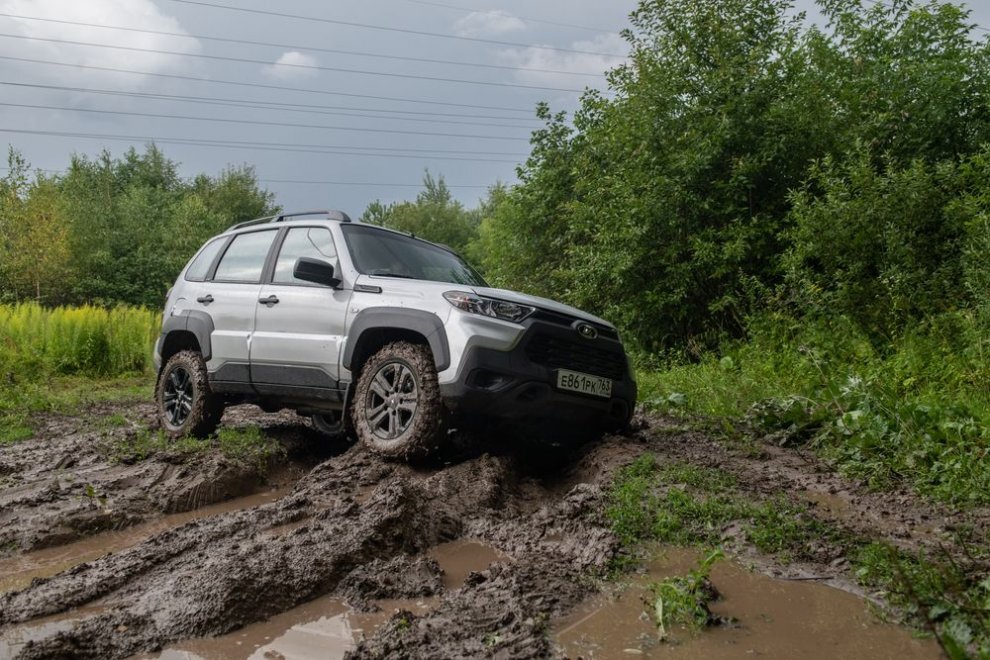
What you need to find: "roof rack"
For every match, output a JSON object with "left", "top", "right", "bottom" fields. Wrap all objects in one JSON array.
[{"left": 229, "top": 209, "right": 352, "bottom": 231}]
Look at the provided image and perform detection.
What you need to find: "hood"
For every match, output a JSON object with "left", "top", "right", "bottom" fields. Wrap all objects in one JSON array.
[{"left": 471, "top": 287, "right": 614, "bottom": 328}]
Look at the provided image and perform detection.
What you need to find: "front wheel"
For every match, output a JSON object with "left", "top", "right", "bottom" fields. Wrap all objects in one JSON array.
[
  {"left": 351, "top": 342, "right": 445, "bottom": 460},
  {"left": 155, "top": 350, "right": 224, "bottom": 439}
]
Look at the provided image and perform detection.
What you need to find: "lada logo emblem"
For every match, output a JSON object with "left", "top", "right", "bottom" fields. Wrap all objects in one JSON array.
[{"left": 577, "top": 323, "right": 598, "bottom": 340}]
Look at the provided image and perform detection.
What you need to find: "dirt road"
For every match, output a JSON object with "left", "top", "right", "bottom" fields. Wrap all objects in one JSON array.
[{"left": 0, "top": 403, "right": 979, "bottom": 658}]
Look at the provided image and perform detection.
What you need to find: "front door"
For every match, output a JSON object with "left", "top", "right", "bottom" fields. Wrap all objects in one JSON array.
[{"left": 250, "top": 226, "right": 351, "bottom": 399}]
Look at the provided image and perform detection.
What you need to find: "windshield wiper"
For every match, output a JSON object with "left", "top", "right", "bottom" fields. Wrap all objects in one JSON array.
[{"left": 369, "top": 271, "right": 420, "bottom": 280}]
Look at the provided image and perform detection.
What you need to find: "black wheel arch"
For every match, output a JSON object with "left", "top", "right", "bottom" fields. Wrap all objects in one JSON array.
[
  {"left": 159, "top": 310, "right": 215, "bottom": 371},
  {"left": 343, "top": 308, "right": 450, "bottom": 377}
]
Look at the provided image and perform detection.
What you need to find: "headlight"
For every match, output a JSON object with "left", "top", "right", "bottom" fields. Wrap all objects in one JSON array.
[{"left": 443, "top": 291, "right": 535, "bottom": 323}]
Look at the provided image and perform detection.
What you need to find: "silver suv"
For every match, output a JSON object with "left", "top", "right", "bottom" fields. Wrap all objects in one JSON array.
[{"left": 153, "top": 210, "right": 637, "bottom": 458}]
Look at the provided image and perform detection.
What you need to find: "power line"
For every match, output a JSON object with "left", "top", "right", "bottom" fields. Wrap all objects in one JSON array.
[
  {"left": 0, "top": 128, "right": 524, "bottom": 163},
  {"left": 0, "top": 55, "right": 537, "bottom": 114},
  {"left": 0, "top": 12, "right": 604, "bottom": 79},
  {"left": 0, "top": 167, "right": 495, "bottom": 188},
  {"left": 164, "top": 0, "right": 627, "bottom": 58},
  {"left": 401, "top": 0, "right": 623, "bottom": 36},
  {"left": 0, "top": 32, "right": 586, "bottom": 93},
  {"left": 0, "top": 81, "right": 540, "bottom": 125},
  {"left": 0, "top": 101, "right": 529, "bottom": 141},
  {"left": 259, "top": 178, "right": 491, "bottom": 188}
]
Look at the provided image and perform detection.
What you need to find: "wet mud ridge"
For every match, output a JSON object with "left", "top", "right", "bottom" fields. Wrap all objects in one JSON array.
[
  {"left": 0, "top": 405, "right": 310, "bottom": 555},
  {"left": 0, "top": 409, "right": 977, "bottom": 658},
  {"left": 0, "top": 412, "right": 624, "bottom": 659}
]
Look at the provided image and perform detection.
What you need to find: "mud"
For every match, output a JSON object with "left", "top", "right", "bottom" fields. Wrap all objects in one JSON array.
[
  {"left": 555, "top": 547, "right": 940, "bottom": 659},
  {"left": 0, "top": 405, "right": 318, "bottom": 555},
  {"left": 0, "top": 406, "right": 983, "bottom": 658}
]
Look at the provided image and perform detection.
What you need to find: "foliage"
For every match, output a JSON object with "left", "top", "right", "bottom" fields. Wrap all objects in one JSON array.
[
  {"left": 640, "top": 311, "right": 990, "bottom": 506},
  {"left": 0, "top": 302, "right": 160, "bottom": 377},
  {"left": 0, "top": 145, "right": 277, "bottom": 307},
  {"left": 0, "top": 303, "right": 158, "bottom": 443},
  {"left": 855, "top": 542, "right": 990, "bottom": 657},
  {"left": 607, "top": 455, "right": 836, "bottom": 560},
  {"left": 478, "top": 0, "right": 990, "bottom": 352},
  {"left": 106, "top": 425, "right": 284, "bottom": 473},
  {"left": 649, "top": 550, "right": 724, "bottom": 641},
  {"left": 361, "top": 171, "right": 502, "bottom": 261}
]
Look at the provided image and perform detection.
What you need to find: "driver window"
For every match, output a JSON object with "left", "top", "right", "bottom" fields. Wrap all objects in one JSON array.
[{"left": 273, "top": 227, "right": 338, "bottom": 285}]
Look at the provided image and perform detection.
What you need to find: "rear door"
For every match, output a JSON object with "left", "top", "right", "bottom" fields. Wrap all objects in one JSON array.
[
  {"left": 202, "top": 229, "right": 279, "bottom": 389},
  {"left": 250, "top": 226, "right": 352, "bottom": 398}
]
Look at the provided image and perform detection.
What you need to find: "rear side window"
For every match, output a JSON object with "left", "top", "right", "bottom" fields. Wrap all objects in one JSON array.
[
  {"left": 273, "top": 227, "right": 337, "bottom": 285},
  {"left": 213, "top": 230, "right": 277, "bottom": 283},
  {"left": 183, "top": 237, "right": 226, "bottom": 282}
]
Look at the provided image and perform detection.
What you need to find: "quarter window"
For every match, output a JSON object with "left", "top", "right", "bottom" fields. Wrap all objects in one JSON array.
[
  {"left": 213, "top": 230, "right": 277, "bottom": 283},
  {"left": 184, "top": 237, "right": 225, "bottom": 282},
  {"left": 273, "top": 227, "right": 338, "bottom": 285}
]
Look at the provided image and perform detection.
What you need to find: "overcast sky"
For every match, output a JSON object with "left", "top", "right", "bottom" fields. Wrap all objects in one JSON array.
[{"left": 1, "top": 0, "right": 988, "bottom": 216}]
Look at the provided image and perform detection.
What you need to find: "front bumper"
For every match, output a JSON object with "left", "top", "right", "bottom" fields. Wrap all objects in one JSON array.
[{"left": 439, "top": 317, "right": 637, "bottom": 428}]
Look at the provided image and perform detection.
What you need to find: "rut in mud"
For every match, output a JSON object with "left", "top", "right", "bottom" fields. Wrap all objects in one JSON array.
[
  {"left": 0, "top": 405, "right": 320, "bottom": 555},
  {"left": 0, "top": 421, "right": 620, "bottom": 659},
  {"left": 0, "top": 405, "right": 982, "bottom": 658}
]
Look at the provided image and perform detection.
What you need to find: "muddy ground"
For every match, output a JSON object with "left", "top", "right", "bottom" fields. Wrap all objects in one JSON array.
[{"left": 0, "top": 402, "right": 985, "bottom": 658}]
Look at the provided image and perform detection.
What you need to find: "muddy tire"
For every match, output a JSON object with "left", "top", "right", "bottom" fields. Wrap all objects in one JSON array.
[
  {"left": 155, "top": 350, "right": 224, "bottom": 439},
  {"left": 351, "top": 341, "right": 445, "bottom": 460},
  {"left": 311, "top": 412, "right": 348, "bottom": 440}
]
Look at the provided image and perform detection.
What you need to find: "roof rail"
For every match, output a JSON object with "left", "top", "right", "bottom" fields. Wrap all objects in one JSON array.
[{"left": 229, "top": 209, "right": 352, "bottom": 231}]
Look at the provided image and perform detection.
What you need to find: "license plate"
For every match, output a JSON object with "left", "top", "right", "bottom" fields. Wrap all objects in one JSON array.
[{"left": 556, "top": 369, "right": 613, "bottom": 398}]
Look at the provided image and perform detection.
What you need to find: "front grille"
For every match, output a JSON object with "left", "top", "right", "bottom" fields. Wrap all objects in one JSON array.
[
  {"left": 525, "top": 333, "right": 626, "bottom": 380},
  {"left": 531, "top": 309, "right": 620, "bottom": 341}
]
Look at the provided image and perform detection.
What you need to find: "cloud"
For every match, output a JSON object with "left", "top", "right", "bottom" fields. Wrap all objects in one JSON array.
[
  {"left": 499, "top": 32, "right": 628, "bottom": 90},
  {"left": 0, "top": 0, "right": 201, "bottom": 90},
  {"left": 261, "top": 51, "right": 319, "bottom": 81},
  {"left": 453, "top": 10, "right": 525, "bottom": 38}
]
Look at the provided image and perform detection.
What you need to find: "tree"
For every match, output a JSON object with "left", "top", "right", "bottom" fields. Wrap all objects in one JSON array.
[{"left": 361, "top": 171, "right": 480, "bottom": 256}]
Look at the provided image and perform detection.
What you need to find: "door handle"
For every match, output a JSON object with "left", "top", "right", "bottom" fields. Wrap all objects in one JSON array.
[
  {"left": 196, "top": 294, "right": 214, "bottom": 304},
  {"left": 259, "top": 295, "right": 279, "bottom": 306}
]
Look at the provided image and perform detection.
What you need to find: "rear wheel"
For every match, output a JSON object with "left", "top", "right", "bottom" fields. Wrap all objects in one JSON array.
[
  {"left": 351, "top": 342, "right": 445, "bottom": 460},
  {"left": 311, "top": 412, "right": 348, "bottom": 440},
  {"left": 156, "top": 350, "right": 224, "bottom": 439}
]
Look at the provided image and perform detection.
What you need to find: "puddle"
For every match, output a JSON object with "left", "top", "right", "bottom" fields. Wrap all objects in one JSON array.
[
  {"left": 148, "top": 540, "right": 507, "bottom": 660},
  {"left": 153, "top": 596, "right": 435, "bottom": 660},
  {"left": 0, "top": 605, "right": 107, "bottom": 657},
  {"left": 428, "top": 539, "right": 510, "bottom": 589},
  {"left": 554, "top": 548, "right": 940, "bottom": 659},
  {"left": 0, "top": 486, "right": 290, "bottom": 594},
  {"left": 800, "top": 489, "right": 853, "bottom": 518}
]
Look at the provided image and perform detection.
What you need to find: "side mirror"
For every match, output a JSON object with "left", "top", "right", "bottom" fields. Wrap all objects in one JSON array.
[{"left": 293, "top": 257, "right": 341, "bottom": 288}]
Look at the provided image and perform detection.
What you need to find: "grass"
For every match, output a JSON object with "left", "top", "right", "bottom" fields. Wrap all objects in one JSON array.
[
  {"left": 0, "top": 375, "right": 151, "bottom": 444},
  {"left": 0, "top": 302, "right": 160, "bottom": 443},
  {"left": 106, "top": 425, "right": 285, "bottom": 474},
  {"left": 608, "top": 452, "right": 990, "bottom": 655},
  {"left": 637, "top": 310, "right": 990, "bottom": 506},
  {"left": 607, "top": 456, "right": 834, "bottom": 560},
  {"left": 649, "top": 549, "right": 724, "bottom": 641},
  {"left": 854, "top": 542, "right": 990, "bottom": 657}
]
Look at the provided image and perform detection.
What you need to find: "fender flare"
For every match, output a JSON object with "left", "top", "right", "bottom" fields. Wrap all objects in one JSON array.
[
  {"left": 161, "top": 310, "right": 214, "bottom": 362},
  {"left": 343, "top": 307, "right": 450, "bottom": 372}
]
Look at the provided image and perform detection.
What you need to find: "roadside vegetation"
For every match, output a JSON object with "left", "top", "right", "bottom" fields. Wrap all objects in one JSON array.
[
  {"left": 0, "top": 303, "right": 159, "bottom": 442},
  {"left": 607, "top": 455, "right": 990, "bottom": 654}
]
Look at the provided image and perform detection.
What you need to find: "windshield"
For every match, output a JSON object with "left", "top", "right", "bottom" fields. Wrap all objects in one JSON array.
[{"left": 342, "top": 225, "right": 488, "bottom": 287}]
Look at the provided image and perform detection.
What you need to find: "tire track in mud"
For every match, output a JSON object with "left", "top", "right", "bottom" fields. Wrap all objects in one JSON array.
[
  {"left": 2, "top": 410, "right": 984, "bottom": 659},
  {"left": 0, "top": 438, "right": 622, "bottom": 659}
]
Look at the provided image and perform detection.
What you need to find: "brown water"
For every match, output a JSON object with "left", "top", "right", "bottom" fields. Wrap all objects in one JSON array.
[
  {"left": 0, "top": 605, "right": 108, "bottom": 658},
  {"left": 429, "top": 539, "right": 510, "bottom": 589},
  {"left": 554, "top": 548, "right": 940, "bottom": 659},
  {"left": 156, "top": 596, "right": 435, "bottom": 660},
  {"left": 0, "top": 486, "right": 289, "bottom": 594},
  {"left": 150, "top": 539, "right": 510, "bottom": 660}
]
